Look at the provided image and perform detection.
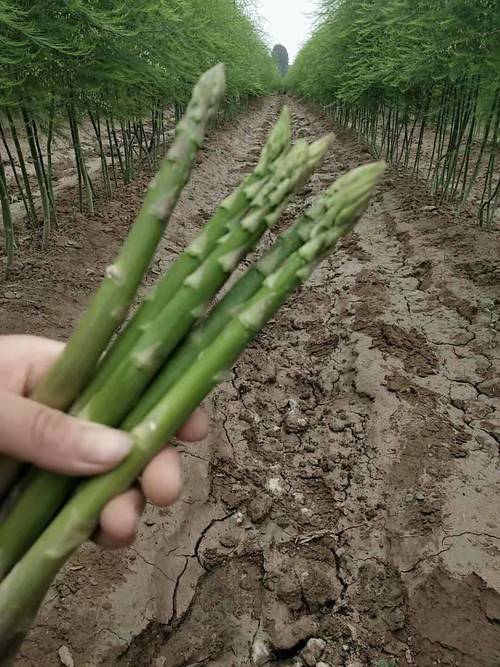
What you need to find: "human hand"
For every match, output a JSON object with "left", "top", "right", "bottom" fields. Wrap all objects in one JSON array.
[{"left": 0, "top": 335, "right": 208, "bottom": 547}]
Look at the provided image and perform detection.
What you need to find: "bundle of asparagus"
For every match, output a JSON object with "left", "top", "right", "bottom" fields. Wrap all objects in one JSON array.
[{"left": 0, "top": 64, "right": 384, "bottom": 660}]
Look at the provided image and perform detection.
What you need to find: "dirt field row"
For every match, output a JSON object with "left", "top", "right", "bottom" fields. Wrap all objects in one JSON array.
[{"left": 1, "top": 96, "right": 499, "bottom": 667}]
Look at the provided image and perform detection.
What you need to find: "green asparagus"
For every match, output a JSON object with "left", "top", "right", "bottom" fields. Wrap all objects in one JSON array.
[
  {"left": 0, "top": 132, "right": 333, "bottom": 579},
  {"left": 123, "top": 162, "right": 383, "bottom": 428},
  {"left": 0, "top": 64, "right": 226, "bottom": 577},
  {"left": 73, "top": 107, "right": 293, "bottom": 408},
  {"left": 0, "top": 162, "right": 384, "bottom": 657},
  {"left": 32, "top": 64, "right": 226, "bottom": 411},
  {"left": 74, "top": 135, "right": 333, "bottom": 427}
]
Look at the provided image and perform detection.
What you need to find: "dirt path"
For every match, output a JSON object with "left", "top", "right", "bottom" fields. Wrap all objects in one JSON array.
[{"left": 4, "top": 97, "right": 499, "bottom": 667}]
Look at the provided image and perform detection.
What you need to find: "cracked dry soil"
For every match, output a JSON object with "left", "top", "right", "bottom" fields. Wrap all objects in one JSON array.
[{"left": 2, "top": 97, "right": 499, "bottom": 667}]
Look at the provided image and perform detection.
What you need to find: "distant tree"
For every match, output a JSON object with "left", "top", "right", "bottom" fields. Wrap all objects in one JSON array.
[{"left": 272, "top": 44, "right": 289, "bottom": 76}]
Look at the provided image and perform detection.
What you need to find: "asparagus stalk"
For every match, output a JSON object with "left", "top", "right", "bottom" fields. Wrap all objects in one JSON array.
[
  {"left": 0, "top": 64, "right": 226, "bottom": 573},
  {"left": 0, "top": 134, "right": 333, "bottom": 578},
  {"left": 0, "top": 64, "right": 226, "bottom": 539},
  {"left": 0, "top": 103, "right": 291, "bottom": 576},
  {"left": 74, "top": 135, "right": 334, "bottom": 427},
  {"left": 74, "top": 107, "right": 292, "bottom": 406},
  {"left": 123, "top": 162, "right": 381, "bottom": 428},
  {"left": 31, "top": 64, "right": 226, "bottom": 411},
  {"left": 0, "top": 162, "right": 384, "bottom": 656}
]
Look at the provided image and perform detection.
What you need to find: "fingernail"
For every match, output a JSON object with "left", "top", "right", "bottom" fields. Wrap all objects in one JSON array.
[{"left": 79, "top": 426, "right": 133, "bottom": 464}]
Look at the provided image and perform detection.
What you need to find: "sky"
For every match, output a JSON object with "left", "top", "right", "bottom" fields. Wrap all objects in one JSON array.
[{"left": 256, "top": 0, "right": 316, "bottom": 63}]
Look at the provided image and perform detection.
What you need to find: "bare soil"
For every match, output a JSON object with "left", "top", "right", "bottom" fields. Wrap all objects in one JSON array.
[{"left": 2, "top": 96, "right": 499, "bottom": 667}]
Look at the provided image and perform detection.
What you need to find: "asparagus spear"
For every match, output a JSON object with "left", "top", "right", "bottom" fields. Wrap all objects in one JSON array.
[
  {"left": 32, "top": 64, "right": 226, "bottom": 411},
  {"left": 123, "top": 162, "right": 381, "bottom": 428},
  {"left": 0, "top": 65, "right": 226, "bottom": 534},
  {"left": 73, "top": 106, "right": 292, "bottom": 406},
  {"left": 0, "top": 162, "right": 384, "bottom": 655},
  {"left": 74, "top": 135, "right": 334, "bottom": 427},
  {"left": 0, "top": 104, "right": 291, "bottom": 573},
  {"left": 0, "top": 64, "right": 226, "bottom": 572},
  {"left": 0, "top": 134, "right": 333, "bottom": 579}
]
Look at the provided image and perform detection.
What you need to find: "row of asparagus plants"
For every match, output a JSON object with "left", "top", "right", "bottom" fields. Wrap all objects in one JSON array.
[
  {"left": 288, "top": 0, "right": 500, "bottom": 228},
  {"left": 0, "top": 66, "right": 384, "bottom": 661},
  {"left": 0, "top": 0, "right": 281, "bottom": 276}
]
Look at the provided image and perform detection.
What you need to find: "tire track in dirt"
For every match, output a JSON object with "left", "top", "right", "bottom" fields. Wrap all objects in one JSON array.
[{"left": 8, "top": 97, "right": 500, "bottom": 666}]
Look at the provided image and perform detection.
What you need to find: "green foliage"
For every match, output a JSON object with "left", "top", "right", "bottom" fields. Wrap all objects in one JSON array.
[
  {"left": 0, "top": 0, "right": 280, "bottom": 273},
  {"left": 288, "top": 0, "right": 500, "bottom": 227},
  {"left": 0, "top": 0, "right": 280, "bottom": 116},
  {"left": 288, "top": 0, "right": 500, "bottom": 106}
]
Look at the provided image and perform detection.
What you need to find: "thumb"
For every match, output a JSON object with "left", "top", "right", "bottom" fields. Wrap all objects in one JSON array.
[{"left": 0, "top": 391, "right": 133, "bottom": 475}]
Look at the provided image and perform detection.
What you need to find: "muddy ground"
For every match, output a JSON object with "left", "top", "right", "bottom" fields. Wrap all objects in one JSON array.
[{"left": 1, "top": 96, "right": 499, "bottom": 667}]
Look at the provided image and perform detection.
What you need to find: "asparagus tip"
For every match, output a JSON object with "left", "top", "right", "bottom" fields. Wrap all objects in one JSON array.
[
  {"left": 354, "top": 160, "right": 386, "bottom": 180},
  {"left": 273, "top": 107, "right": 292, "bottom": 149},
  {"left": 196, "top": 63, "right": 227, "bottom": 106},
  {"left": 254, "top": 105, "right": 292, "bottom": 176},
  {"left": 325, "top": 160, "right": 386, "bottom": 197},
  {"left": 278, "top": 105, "right": 292, "bottom": 126},
  {"left": 308, "top": 132, "right": 335, "bottom": 165},
  {"left": 330, "top": 161, "right": 386, "bottom": 236},
  {"left": 358, "top": 160, "right": 386, "bottom": 180}
]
